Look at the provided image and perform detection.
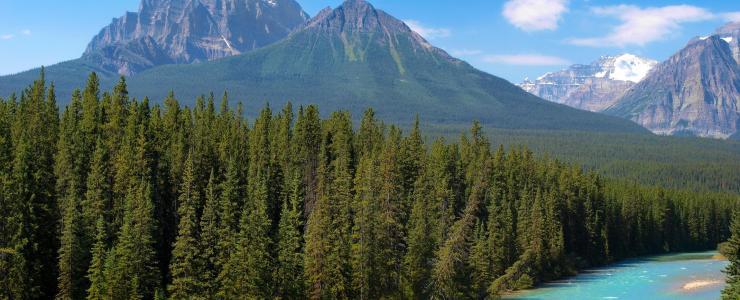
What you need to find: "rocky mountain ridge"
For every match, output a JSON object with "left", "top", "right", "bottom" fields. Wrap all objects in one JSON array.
[
  {"left": 519, "top": 54, "right": 657, "bottom": 112},
  {"left": 608, "top": 33, "right": 740, "bottom": 138},
  {"left": 83, "top": 0, "right": 309, "bottom": 75}
]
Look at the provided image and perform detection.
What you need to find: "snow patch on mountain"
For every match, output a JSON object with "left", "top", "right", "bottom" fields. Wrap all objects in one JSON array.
[
  {"left": 610, "top": 54, "right": 657, "bottom": 83},
  {"left": 518, "top": 53, "right": 657, "bottom": 112},
  {"left": 722, "top": 36, "right": 734, "bottom": 44}
]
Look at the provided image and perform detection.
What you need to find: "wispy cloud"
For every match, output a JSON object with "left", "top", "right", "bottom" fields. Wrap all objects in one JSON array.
[
  {"left": 404, "top": 20, "right": 451, "bottom": 40},
  {"left": 483, "top": 54, "right": 570, "bottom": 66},
  {"left": 21, "top": 29, "right": 31, "bottom": 36},
  {"left": 568, "top": 5, "right": 713, "bottom": 47},
  {"left": 722, "top": 12, "right": 740, "bottom": 22},
  {"left": 450, "top": 49, "right": 483, "bottom": 57},
  {"left": 1, "top": 34, "right": 14, "bottom": 40},
  {"left": 502, "top": 0, "right": 569, "bottom": 32}
]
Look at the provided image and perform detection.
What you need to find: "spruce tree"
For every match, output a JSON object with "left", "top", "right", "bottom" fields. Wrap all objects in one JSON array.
[
  {"left": 304, "top": 112, "right": 354, "bottom": 299},
  {"left": 105, "top": 179, "right": 161, "bottom": 299},
  {"left": 375, "top": 128, "right": 405, "bottom": 297},
  {"left": 431, "top": 158, "right": 491, "bottom": 299},
  {"left": 56, "top": 183, "right": 85, "bottom": 300},
  {"left": 216, "top": 156, "right": 243, "bottom": 277},
  {"left": 351, "top": 155, "right": 380, "bottom": 299},
  {"left": 723, "top": 211, "right": 740, "bottom": 299},
  {"left": 275, "top": 174, "right": 306, "bottom": 299},
  {"left": 292, "top": 105, "right": 321, "bottom": 217},
  {"left": 219, "top": 175, "right": 273, "bottom": 299},
  {"left": 86, "top": 217, "right": 108, "bottom": 300},
  {"left": 402, "top": 174, "right": 435, "bottom": 299},
  {"left": 199, "top": 171, "right": 221, "bottom": 296},
  {"left": 168, "top": 153, "right": 204, "bottom": 298},
  {"left": 5, "top": 72, "right": 60, "bottom": 298}
]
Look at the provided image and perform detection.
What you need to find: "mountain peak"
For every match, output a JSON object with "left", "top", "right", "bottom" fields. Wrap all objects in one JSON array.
[
  {"left": 608, "top": 32, "right": 740, "bottom": 138},
  {"left": 306, "top": 0, "right": 407, "bottom": 34},
  {"left": 594, "top": 54, "right": 657, "bottom": 83},
  {"left": 83, "top": 0, "right": 309, "bottom": 76}
]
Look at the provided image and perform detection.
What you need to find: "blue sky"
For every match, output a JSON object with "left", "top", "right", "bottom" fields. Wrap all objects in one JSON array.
[{"left": 1, "top": 0, "right": 738, "bottom": 82}]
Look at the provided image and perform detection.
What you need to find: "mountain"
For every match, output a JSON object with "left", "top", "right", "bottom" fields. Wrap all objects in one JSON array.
[
  {"left": 0, "top": 0, "right": 309, "bottom": 98},
  {"left": 84, "top": 0, "right": 309, "bottom": 76},
  {"left": 519, "top": 54, "right": 657, "bottom": 112},
  {"left": 606, "top": 34, "right": 740, "bottom": 138},
  {"left": 121, "top": 0, "right": 648, "bottom": 133},
  {"left": 716, "top": 22, "right": 739, "bottom": 64}
]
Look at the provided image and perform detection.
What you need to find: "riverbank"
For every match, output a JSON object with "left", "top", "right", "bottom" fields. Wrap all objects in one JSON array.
[{"left": 504, "top": 251, "right": 728, "bottom": 300}]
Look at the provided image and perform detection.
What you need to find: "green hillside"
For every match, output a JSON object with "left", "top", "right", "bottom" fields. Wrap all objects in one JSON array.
[
  {"left": 0, "top": 58, "right": 117, "bottom": 100},
  {"left": 124, "top": 28, "right": 648, "bottom": 134}
]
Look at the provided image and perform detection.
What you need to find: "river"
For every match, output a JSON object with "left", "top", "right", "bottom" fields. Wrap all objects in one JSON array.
[{"left": 504, "top": 251, "right": 728, "bottom": 300}]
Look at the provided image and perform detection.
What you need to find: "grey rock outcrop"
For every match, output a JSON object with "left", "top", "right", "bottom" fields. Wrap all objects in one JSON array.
[
  {"left": 607, "top": 35, "right": 740, "bottom": 138},
  {"left": 83, "top": 0, "right": 309, "bottom": 75},
  {"left": 520, "top": 54, "right": 657, "bottom": 112}
]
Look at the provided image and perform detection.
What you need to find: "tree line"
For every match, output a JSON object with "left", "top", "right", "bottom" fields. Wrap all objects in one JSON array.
[{"left": 0, "top": 72, "right": 738, "bottom": 299}]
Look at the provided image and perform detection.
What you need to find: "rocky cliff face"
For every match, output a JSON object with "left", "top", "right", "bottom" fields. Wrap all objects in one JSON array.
[
  {"left": 519, "top": 54, "right": 657, "bottom": 112},
  {"left": 608, "top": 35, "right": 740, "bottom": 139},
  {"left": 83, "top": 0, "right": 308, "bottom": 76},
  {"left": 716, "top": 22, "right": 740, "bottom": 64}
]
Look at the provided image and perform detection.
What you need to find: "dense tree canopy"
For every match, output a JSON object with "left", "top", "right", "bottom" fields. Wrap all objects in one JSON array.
[{"left": 0, "top": 72, "right": 738, "bottom": 299}]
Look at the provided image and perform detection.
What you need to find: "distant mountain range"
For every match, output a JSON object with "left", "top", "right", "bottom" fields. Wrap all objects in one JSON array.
[
  {"left": 519, "top": 54, "right": 657, "bottom": 112},
  {"left": 0, "top": 0, "right": 659, "bottom": 135},
  {"left": 121, "top": 0, "right": 646, "bottom": 133},
  {"left": 522, "top": 23, "right": 740, "bottom": 139}
]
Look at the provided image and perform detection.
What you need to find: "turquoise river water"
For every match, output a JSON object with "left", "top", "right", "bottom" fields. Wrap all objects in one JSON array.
[{"left": 505, "top": 251, "right": 728, "bottom": 300}]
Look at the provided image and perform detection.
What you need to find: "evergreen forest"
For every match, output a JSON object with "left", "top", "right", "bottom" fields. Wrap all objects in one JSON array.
[{"left": 1, "top": 72, "right": 738, "bottom": 299}]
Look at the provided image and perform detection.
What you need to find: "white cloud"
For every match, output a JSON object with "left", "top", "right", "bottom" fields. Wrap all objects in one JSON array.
[
  {"left": 21, "top": 29, "right": 31, "bottom": 36},
  {"left": 723, "top": 12, "right": 740, "bottom": 22},
  {"left": 502, "top": 0, "right": 569, "bottom": 31},
  {"left": 404, "top": 20, "right": 451, "bottom": 40},
  {"left": 1, "top": 34, "right": 14, "bottom": 40},
  {"left": 568, "top": 5, "right": 713, "bottom": 47},
  {"left": 451, "top": 49, "right": 483, "bottom": 57},
  {"left": 483, "top": 54, "right": 570, "bottom": 66}
]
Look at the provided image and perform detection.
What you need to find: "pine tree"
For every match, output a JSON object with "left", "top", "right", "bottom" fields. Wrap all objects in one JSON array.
[
  {"left": 105, "top": 179, "right": 161, "bottom": 299},
  {"left": 275, "top": 174, "right": 306, "bottom": 299},
  {"left": 216, "top": 156, "right": 243, "bottom": 279},
  {"left": 292, "top": 105, "right": 321, "bottom": 217},
  {"left": 199, "top": 171, "right": 220, "bottom": 296},
  {"left": 722, "top": 211, "right": 740, "bottom": 299},
  {"left": 56, "top": 182, "right": 85, "bottom": 300},
  {"left": 82, "top": 138, "right": 112, "bottom": 246},
  {"left": 168, "top": 153, "right": 204, "bottom": 298},
  {"left": 402, "top": 173, "right": 435, "bottom": 299},
  {"left": 105, "top": 121, "right": 160, "bottom": 299},
  {"left": 375, "top": 128, "right": 405, "bottom": 297},
  {"left": 351, "top": 155, "right": 380, "bottom": 299},
  {"left": 219, "top": 175, "right": 273, "bottom": 299},
  {"left": 304, "top": 112, "right": 354, "bottom": 299},
  {"left": 86, "top": 217, "right": 108, "bottom": 300},
  {"left": 469, "top": 220, "right": 492, "bottom": 298},
  {"left": 431, "top": 156, "right": 491, "bottom": 299},
  {"left": 4, "top": 72, "right": 60, "bottom": 298}
]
